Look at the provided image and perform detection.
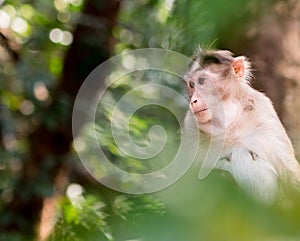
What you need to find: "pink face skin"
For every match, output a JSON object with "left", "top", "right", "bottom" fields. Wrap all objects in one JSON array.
[
  {"left": 186, "top": 69, "right": 217, "bottom": 125},
  {"left": 189, "top": 90, "right": 212, "bottom": 124}
]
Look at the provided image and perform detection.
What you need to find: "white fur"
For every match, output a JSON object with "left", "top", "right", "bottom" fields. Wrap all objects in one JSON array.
[
  {"left": 184, "top": 77, "right": 300, "bottom": 205},
  {"left": 216, "top": 146, "right": 279, "bottom": 204},
  {"left": 184, "top": 50, "right": 300, "bottom": 204}
]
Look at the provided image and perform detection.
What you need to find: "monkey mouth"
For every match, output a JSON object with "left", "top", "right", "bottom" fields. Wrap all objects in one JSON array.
[{"left": 194, "top": 108, "right": 208, "bottom": 114}]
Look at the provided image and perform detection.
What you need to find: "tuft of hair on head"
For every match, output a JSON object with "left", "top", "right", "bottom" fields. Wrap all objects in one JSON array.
[
  {"left": 188, "top": 47, "right": 253, "bottom": 85},
  {"left": 188, "top": 44, "right": 217, "bottom": 72},
  {"left": 199, "top": 50, "right": 234, "bottom": 67}
]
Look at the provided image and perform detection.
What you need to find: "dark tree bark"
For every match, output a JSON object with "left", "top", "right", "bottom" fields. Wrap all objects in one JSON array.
[
  {"left": 277, "top": 0, "right": 300, "bottom": 156},
  {"left": 220, "top": 0, "right": 300, "bottom": 155},
  {"left": 0, "top": 0, "right": 121, "bottom": 240}
]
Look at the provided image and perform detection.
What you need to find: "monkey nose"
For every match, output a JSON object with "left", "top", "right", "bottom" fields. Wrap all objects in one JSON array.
[{"left": 191, "top": 99, "right": 197, "bottom": 105}]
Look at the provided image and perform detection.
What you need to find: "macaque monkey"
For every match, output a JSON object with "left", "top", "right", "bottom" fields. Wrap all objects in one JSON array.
[{"left": 184, "top": 49, "right": 300, "bottom": 204}]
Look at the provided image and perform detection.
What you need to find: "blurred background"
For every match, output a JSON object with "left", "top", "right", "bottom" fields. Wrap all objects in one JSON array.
[{"left": 1, "top": 0, "right": 300, "bottom": 240}]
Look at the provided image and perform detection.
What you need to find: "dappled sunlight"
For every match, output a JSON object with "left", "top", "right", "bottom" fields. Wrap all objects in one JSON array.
[{"left": 1, "top": 0, "right": 300, "bottom": 241}]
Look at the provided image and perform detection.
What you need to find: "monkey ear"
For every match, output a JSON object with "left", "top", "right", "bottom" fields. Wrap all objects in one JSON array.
[{"left": 231, "top": 57, "right": 245, "bottom": 79}]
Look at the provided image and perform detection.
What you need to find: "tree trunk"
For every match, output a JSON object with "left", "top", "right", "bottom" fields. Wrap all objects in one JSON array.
[
  {"left": 278, "top": 0, "right": 300, "bottom": 157},
  {"left": 222, "top": 0, "right": 300, "bottom": 155},
  {"left": 0, "top": 0, "right": 121, "bottom": 240}
]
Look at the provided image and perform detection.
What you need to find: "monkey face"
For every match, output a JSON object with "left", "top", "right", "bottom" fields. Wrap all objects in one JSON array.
[{"left": 186, "top": 70, "right": 222, "bottom": 125}]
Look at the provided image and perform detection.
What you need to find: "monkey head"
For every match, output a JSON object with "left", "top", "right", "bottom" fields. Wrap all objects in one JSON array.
[{"left": 184, "top": 49, "right": 251, "bottom": 132}]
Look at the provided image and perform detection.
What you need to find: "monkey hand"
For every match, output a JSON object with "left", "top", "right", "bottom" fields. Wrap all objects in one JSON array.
[
  {"left": 223, "top": 149, "right": 258, "bottom": 162},
  {"left": 249, "top": 150, "right": 258, "bottom": 161}
]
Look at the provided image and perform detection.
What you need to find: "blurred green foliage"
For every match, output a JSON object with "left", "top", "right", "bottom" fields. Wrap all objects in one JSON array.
[
  {"left": 1, "top": 0, "right": 300, "bottom": 241},
  {"left": 49, "top": 185, "right": 165, "bottom": 241},
  {"left": 0, "top": 0, "right": 83, "bottom": 240},
  {"left": 0, "top": 0, "right": 82, "bottom": 200},
  {"left": 94, "top": 70, "right": 183, "bottom": 174}
]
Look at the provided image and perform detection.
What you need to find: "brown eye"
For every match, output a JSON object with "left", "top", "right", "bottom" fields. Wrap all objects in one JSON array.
[
  {"left": 198, "top": 78, "right": 206, "bottom": 85},
  {"left": 189, "top": 81, "right": 195, "bottom": 89}
]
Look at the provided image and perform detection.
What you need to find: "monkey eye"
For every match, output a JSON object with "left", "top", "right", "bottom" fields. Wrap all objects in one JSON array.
[
  {"left": 198, "top": 78, "right": 206, "bottom": 85},
  {"left": 189, "top": 81, "right": 195, "bottom": 89}
]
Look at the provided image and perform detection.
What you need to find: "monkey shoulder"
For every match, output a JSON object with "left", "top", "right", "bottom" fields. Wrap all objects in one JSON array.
[
  {"left": 241, "top": 87, "right": 272, "bottom": 111},
  {"left": 229, "top": 88, "right": 283, "bottom": 149},
  {"left": 240, "top": 88, "right": 278, "bottom": 124}
]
